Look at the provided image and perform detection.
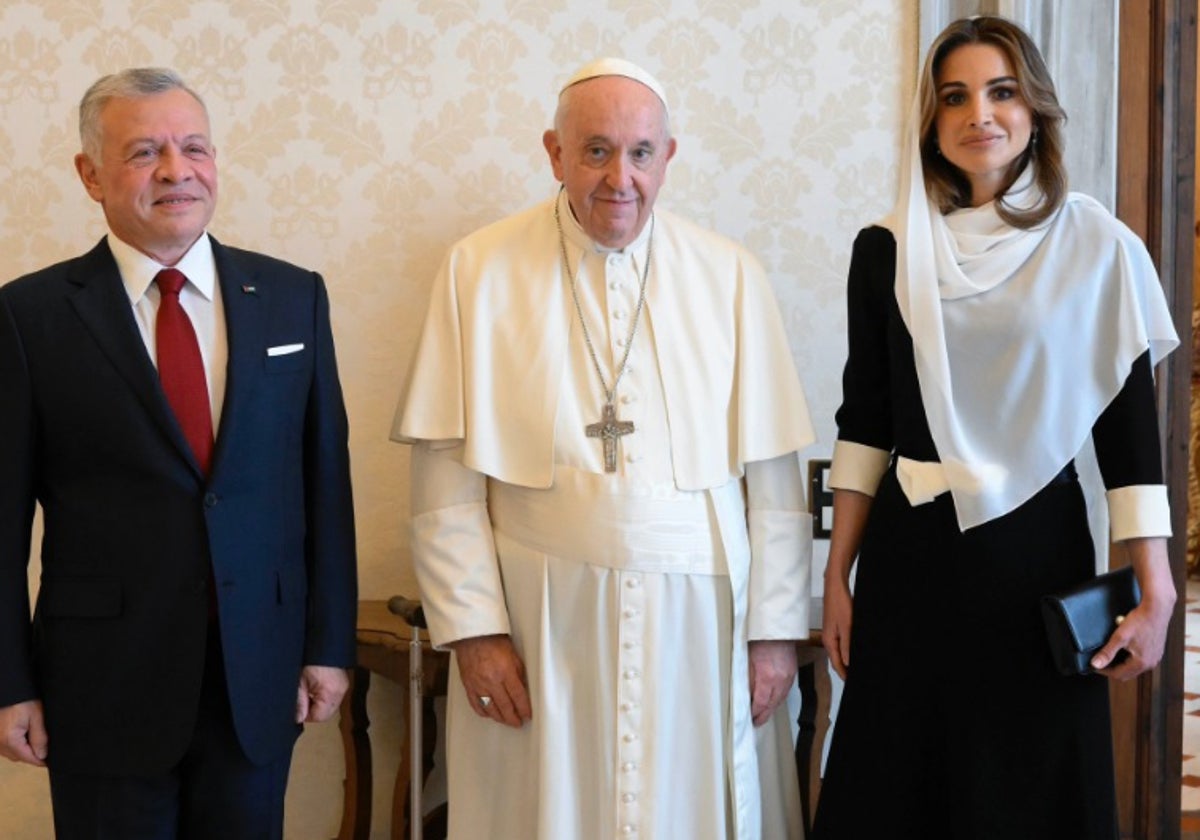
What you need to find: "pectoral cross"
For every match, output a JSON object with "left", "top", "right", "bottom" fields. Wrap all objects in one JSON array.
[{"left": 586, "top": 401, "right": 635, "bottom": 473}]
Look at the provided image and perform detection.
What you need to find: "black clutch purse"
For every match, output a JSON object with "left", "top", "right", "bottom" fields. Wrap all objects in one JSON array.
[{"left": 1040, "top": 566, "right": 1140, "bottom": 676}]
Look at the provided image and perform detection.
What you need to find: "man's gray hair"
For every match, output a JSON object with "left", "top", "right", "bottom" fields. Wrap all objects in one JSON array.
[{"left": 78, "top": 68, "right": 207, "bottom": 161}]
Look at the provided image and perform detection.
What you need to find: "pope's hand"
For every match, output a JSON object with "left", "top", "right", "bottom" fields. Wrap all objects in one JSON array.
[
  {"left": 451, "top": 634, "right": 532, "bottom": 728},
  {"left": 748, "top": 639, "right": 798, "bottom": 726}
]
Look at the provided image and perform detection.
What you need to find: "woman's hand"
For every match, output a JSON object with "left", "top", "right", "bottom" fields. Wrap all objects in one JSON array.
[
  {"left": 1091, "top": 537, "right": 1175, "bottom": 681},
  {"left": 823, "top": 579, "right": 854, "bottom": 681},
  {"left": 822, "top": 489, "right": 874, "bottom": 681}
]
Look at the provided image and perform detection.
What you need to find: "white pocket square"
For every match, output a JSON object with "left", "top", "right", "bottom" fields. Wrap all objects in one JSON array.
[{"left": 267, "top": 343, "right": 305, "bottom": 357}]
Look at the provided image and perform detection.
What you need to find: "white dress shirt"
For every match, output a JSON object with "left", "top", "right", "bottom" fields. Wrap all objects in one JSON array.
[{"left": 110, "top": 232, "right": 227, "bottom": 433}]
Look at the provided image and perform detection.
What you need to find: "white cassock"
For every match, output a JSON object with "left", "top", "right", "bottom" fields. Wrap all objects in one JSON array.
[{"left": 393, "top": 190, "right": 815, "bottom": 840}]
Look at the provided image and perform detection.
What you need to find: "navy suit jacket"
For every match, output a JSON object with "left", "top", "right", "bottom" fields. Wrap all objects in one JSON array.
[{"left": 0, "top": 237, "right": 357, "bottom": 776}]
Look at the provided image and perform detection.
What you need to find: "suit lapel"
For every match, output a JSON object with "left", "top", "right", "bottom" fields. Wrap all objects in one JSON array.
[
  {"left": 66, "top": 240, "right": 201, "bottom": 474},
  {"left": 210, "top": 238, "right": 263, "bottom": 478}
]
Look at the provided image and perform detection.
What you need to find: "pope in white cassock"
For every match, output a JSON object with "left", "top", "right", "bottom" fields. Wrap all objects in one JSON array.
[{"left": 392, "top": 57, "right": 815, "bottom": 840}]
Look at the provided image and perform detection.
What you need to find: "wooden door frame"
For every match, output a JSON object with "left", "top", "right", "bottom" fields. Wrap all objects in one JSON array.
[{"left": 1115, "top": 2, "right": 1195, "bottom": 838}]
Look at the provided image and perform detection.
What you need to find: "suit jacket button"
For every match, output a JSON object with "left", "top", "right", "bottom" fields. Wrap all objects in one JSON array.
[{"left": 204, "top": 492, "right": 219, "bottom": 508}]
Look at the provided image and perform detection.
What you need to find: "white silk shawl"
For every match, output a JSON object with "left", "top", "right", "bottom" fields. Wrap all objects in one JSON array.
[{"left": 885, "top": 88, "right": 1178, "bottom": 530}]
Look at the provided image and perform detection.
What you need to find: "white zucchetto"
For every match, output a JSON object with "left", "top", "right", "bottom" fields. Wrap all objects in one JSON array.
[{"left": 559, "top": 57, "right": 669, "bottom": 115}]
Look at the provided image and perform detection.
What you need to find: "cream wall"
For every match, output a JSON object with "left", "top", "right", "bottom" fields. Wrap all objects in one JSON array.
[{"left": 0, "top": 1, "right": 916, "bottom": 837}]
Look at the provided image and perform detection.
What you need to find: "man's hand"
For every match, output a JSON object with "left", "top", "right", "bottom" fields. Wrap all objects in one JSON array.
[
  {"left": 0, "top": 700, "right": 48, "bottom": 766},
  {"left": 748, "top": 640, "right": 798, "bottom": 727},
  {"left": 451, "top": 634, "right": 532, "bottom": 728},
  {"left": 295, "top": 666, "right": 350, "bottom": 723}
]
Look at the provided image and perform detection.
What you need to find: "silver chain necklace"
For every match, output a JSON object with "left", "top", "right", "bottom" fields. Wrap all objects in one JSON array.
[{"left": 554, "top": 194, "right": 654, "bottom": 473}]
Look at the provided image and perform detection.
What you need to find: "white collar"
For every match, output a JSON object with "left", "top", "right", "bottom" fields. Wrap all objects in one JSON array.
[
  {"left": 556, "top": 188, "right": 654, "bottom": 258},
  {"left": 110, "top": 231, "right": 217, "bottom": 305}
]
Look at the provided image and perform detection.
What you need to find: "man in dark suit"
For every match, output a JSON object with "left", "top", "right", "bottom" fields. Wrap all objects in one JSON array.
[{"left": 0, "top": 67, "right": 357, "bottom": 838}]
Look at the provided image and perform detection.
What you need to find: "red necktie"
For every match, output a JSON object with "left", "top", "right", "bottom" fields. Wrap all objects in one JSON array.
[{"left": 154, "top": 269, "right": 213, "bottom": 476}]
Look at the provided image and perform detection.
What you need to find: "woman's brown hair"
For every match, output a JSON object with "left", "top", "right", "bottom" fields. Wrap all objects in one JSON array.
[{"left": 919, "top": 16, "right": 1067, "bottom": 228}]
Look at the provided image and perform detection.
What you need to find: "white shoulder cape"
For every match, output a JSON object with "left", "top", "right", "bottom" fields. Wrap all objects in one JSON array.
[{"left": 391, "top": 197, "right": 815, "bottom": 490}]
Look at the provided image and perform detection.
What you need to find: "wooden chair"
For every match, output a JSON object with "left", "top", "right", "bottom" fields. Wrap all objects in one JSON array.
[
  {"left": 795, "top": 638, "right": 831, "bottom": 832},
  {"left": 336, "top": 600, "right": 448, "bottom": 840}
]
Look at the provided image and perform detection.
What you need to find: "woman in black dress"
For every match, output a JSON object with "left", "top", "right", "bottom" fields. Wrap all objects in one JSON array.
[{"left": 812, "top": 16, "right": 1179, "bottom": 840}]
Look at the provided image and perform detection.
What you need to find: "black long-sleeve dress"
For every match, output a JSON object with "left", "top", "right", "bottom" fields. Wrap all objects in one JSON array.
[{"left": 811, "top": 226, "right": 1163, "bottom": 840}]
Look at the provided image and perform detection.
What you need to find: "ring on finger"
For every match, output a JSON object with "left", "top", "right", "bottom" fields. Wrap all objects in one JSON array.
[{"left": 479, "top": 695, "right": 493, "bottom": 709}]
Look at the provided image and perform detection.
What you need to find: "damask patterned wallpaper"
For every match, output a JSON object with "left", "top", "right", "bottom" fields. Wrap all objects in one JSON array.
[{"left": 0, "top": 1, "right": 915, "bottom": 835}]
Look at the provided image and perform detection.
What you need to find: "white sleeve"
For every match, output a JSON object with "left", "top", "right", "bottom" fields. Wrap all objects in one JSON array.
[
  {"left": 828, "top": 439, "right": 891, "bottom": 496},
  {"left": 745, "top": 453, "right": 812, "bottom": 640},
  {"left": 409, "top": 442, "right": 510, "bottom": 648},
  {"left": 1106, "top": 484, "right": 1172, "bottom": 542}
]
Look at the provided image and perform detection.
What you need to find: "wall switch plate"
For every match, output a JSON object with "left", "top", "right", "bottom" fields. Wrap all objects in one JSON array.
[{"left": 808, "top": 458, "right": 833, "bottom": 539}]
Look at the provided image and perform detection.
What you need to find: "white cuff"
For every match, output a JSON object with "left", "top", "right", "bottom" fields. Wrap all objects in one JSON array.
[
  {"left": 829, "top": 440, "right": 890, "bottom": 497},
  {"left": 411, "top": 503, "right": 510, "bottom": 648},
  {"left": 747, "top": 510, "right": 812, "bottom": 639},
  {"left": 1107, "top": 485, "right": 1172, "bottom": 542},
  {"left": 409, "top": 444, "right": 509, "bottom": 648}
]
